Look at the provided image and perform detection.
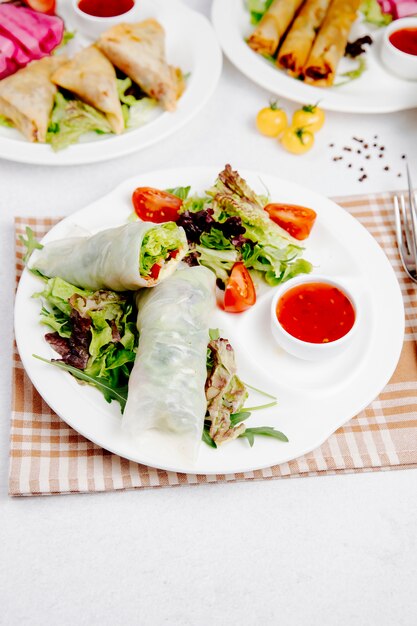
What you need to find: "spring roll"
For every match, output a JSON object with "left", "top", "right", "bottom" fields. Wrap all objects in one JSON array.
[
  {"left": 122, "top": 266, "right": 216, "bottom": 459},
  {"left": 247, "top": 0, "right": 305, "bottom": 56},
  {"left": 30, "top": 222, "right": 188, "bottom": 291},
  {"left": 303, "top": 0, "right": 360, "bottom": 86},
  {"left": 277, "top": 0, "right": 332, "bottom": 75}
]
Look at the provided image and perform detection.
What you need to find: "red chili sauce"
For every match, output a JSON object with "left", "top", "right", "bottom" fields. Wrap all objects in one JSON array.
[
  {"left": 276, "top": 282, "right": 355, "bottom": 344},
  {"left": 389, "top": 28, "right": 417, "bottom": 56},
  {"left": 78, "top": 0, "right": 134, "bottom": 18}
]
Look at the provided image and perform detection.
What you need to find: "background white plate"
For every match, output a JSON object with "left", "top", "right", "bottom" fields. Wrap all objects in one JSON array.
[
  {"left": 14, "top": 167, "right": 404, "bottom": 474},
  {"left": 211, "top": 0, "right": 417, "bottom": 114},
  {"left": 0, "top": 0, "right": 222, "bottom": 165}
]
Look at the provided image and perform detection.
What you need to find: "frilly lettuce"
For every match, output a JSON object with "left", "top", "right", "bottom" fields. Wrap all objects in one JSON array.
[
  {"left": 140, "top": 222, "right": 185, "bottom": 276},
  {"left": 360, "top": 0, "right": 392, "bottom": 26},
  {"left": 46, "top": 92, "right": 111, "bottom": 151}
]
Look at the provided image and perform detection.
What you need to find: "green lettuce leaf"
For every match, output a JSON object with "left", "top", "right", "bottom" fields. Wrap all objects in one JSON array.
[
  {"left": 247, "top": 0, "right": 273, "bottom": 24},
  {"left": 335, "top": 57, "right": 368, "bottom": 87},
  {"left": 140, "top": 222, "right": 185, "bottom": 276},
  {"left": 46, "top": 92, "right": 112, "bottom": 151},
  {"left": 360, "top": 0, "right": 392, "bottom": 26},
  {"left": 166, "top": 186, "right": 191, "bottom": 200},
  {"left": 0, "top": 114, "right": 13, "bottom": 128},
  {"left": 34, "top": 278, "right": 139, "bottom": 411}
]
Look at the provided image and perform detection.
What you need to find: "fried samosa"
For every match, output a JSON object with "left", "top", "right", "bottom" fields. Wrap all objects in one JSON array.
[
  {"left": 96, "top": 19, "right": 177, "bottom": 111},
  {"left": 51, "top": 45, "right": 124, "bottom": 134},
  {"left": 0, "top": 55, "right": 65, "bottom": 142}
]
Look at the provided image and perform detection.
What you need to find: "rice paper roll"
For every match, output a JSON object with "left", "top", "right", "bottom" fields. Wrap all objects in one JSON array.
[
  {"left": 30, "top": 222, "right": 188, "bottom": 291},
  {"left": 247, "top": 0, "right": 305, "bottom": 56},
  {"left": 277, "top": 0, "right": 332, "bottom": 75},
  {"left": 303, "top": 0, "right": 360, "bottom": 86},
  {"left": 122, "top": 266, "right": 216, "bottom": 459}
]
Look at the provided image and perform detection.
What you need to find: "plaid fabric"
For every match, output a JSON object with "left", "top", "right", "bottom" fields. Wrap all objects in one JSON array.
[{"left": 9, "top": 192, "right": 417, "bottom": 496}]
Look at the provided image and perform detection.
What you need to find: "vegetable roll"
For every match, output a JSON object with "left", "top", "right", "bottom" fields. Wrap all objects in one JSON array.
[
  {"left": 122, "top": 266, "right": 216, "bottom": 459},
  {"left": 30, "top": 221, "right": 188, "bottom": 291},
  {"left": 303, "top": 0, "right": 360, "bottom": 86},
  {"left": 277, "top": 0, "right": 332, "bottom": 75},
  {"left": 247, "top": 0, "right": 305, "bottom": 56}
]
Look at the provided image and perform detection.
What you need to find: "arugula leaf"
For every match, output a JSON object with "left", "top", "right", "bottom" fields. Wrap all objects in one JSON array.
[
  {"left": 239, "top": 426, "right": 289, "bottom": 446},
  {"left": 230, "top": 411, "right": 252, "bottom": 426},
  {"left": 243, "top": 400, "right": 278, "bottom": 411},
  {"left": 33, "top": 355, "right": 129, "bottom": 411},
  {"left": 202, "top": 426, "right": 217, "bottom": 448},
  {"left": 19, "top": 227, "right": 43, "bottom": 264},
  {"left": 243, "top": 382, "right": 276, "bottom": 400}
]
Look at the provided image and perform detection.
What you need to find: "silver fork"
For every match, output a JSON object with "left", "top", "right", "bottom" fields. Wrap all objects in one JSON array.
[{"left": 394, "top": 163, "right": 417, "bottom": 284}]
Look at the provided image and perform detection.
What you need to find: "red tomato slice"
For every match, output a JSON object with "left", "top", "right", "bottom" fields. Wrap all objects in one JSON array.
[
  {"left": 264, "top": 203, "right": 317, "bottom": 240},
  {"left": 224, "top": 262, "right": 256, "bottom": 313},
  {"left": 149, "top": 263, "right": 161, "bottom": 280},
  {"left": 23, "top": 0, "right": 56, "bottom": 14},
  {"left": 132, "top": 187, "right": 183, "bottom": 223}
]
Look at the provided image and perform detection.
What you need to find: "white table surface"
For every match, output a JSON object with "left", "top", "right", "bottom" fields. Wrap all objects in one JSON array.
[{"left": 1, "top": 2, "right": 417, "bottom": 624}]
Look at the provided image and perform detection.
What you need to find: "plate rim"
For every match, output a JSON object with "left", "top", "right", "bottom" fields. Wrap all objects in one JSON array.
[{"left": 14, "top": 166, "right": 405, "bottom": 474}]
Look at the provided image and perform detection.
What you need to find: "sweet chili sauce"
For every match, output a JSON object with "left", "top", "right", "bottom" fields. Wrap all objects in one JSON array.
[
  {"left": 78, "top": 0, "right": 134, "bottom": 18},
  {"left": 389, "top": 28, "right": 417, "bottom": 56},
  {"left": 276, "top": 282, "right": 355, "bottom": 344}
]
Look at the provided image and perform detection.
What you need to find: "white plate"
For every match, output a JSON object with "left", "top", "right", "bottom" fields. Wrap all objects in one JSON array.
[
  {"left": 211, "top": 0, "right": 417, "bottom": 114},
  {"left": 0, "top": 0, "right": 222, "bottom": 165},
  {"left": 14, "top": 167, "right": 404, "bottom": 474}
]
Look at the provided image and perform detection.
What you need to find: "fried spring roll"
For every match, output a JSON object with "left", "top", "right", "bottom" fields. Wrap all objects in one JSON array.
[
  {"left": 277, "top": 0, "right": 332, "bottom": 75},
  {"left": 303, "top": 0, "right": 360, "bottom": 86},
  {"left": 247, "top": 0, "right": 305, "bottom": 56}
]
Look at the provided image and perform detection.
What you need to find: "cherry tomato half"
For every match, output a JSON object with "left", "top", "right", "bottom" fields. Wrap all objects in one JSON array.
[
  {"left": 132, "top": 187, "right": 183, "bottom": 223},
  {"left": 224, "top": 262, "right": 256, "bottom": 313},
  {"left": 23, "top": 0, "right": 56, "bottom": 14},
  {"left": 264, "top": 203, "right": 317, "bottom": 240}
]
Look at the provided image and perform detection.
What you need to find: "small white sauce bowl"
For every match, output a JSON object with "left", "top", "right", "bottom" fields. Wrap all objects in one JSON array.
[
  {"left": 380, "top": 17, "right": 417, "bottom": 81},
  {"left": 270, "top": 274, "right": 359, "bottom": 361},
  {"left": 70, "top": 0, "right": 137, "bottom": 39}
]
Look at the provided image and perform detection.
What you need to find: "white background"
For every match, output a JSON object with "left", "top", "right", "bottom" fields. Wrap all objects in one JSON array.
[{"left": 1, "top": 1, "right": 417, "bottom": 624}]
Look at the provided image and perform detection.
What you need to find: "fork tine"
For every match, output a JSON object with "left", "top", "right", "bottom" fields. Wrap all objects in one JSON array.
[
  {"left": 400, "top": 194, "right": 417, "bottom": 264},
  {"left": 406, "top": 165, "right": 417, "bottom": 267},
  {"left": 394, "top": 195, "right": 403, "bottom": 249}
]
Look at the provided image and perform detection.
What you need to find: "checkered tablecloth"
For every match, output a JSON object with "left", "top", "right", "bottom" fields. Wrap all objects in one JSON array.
[{"left": 9, "top": 192, "right": 417, "bottom": 496}]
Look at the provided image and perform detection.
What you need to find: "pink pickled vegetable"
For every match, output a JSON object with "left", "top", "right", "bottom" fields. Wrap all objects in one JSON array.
[
  {"left": 378, "top": 0, "right": 417, "bottom": 18},
  {"left": 0, "top": 3, "right": 64, "bottom": 79}
]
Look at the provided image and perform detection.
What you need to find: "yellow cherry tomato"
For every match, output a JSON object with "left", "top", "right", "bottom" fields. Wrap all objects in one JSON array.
[
  {"left": 256, "top": 102, "right": 288, "bottom": 137},
  {"left": 280, "top": 126, "right": 315, "bottom": 155},
  {"left": 292, "top": 104, "right": 325, "bottom": 133}
]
